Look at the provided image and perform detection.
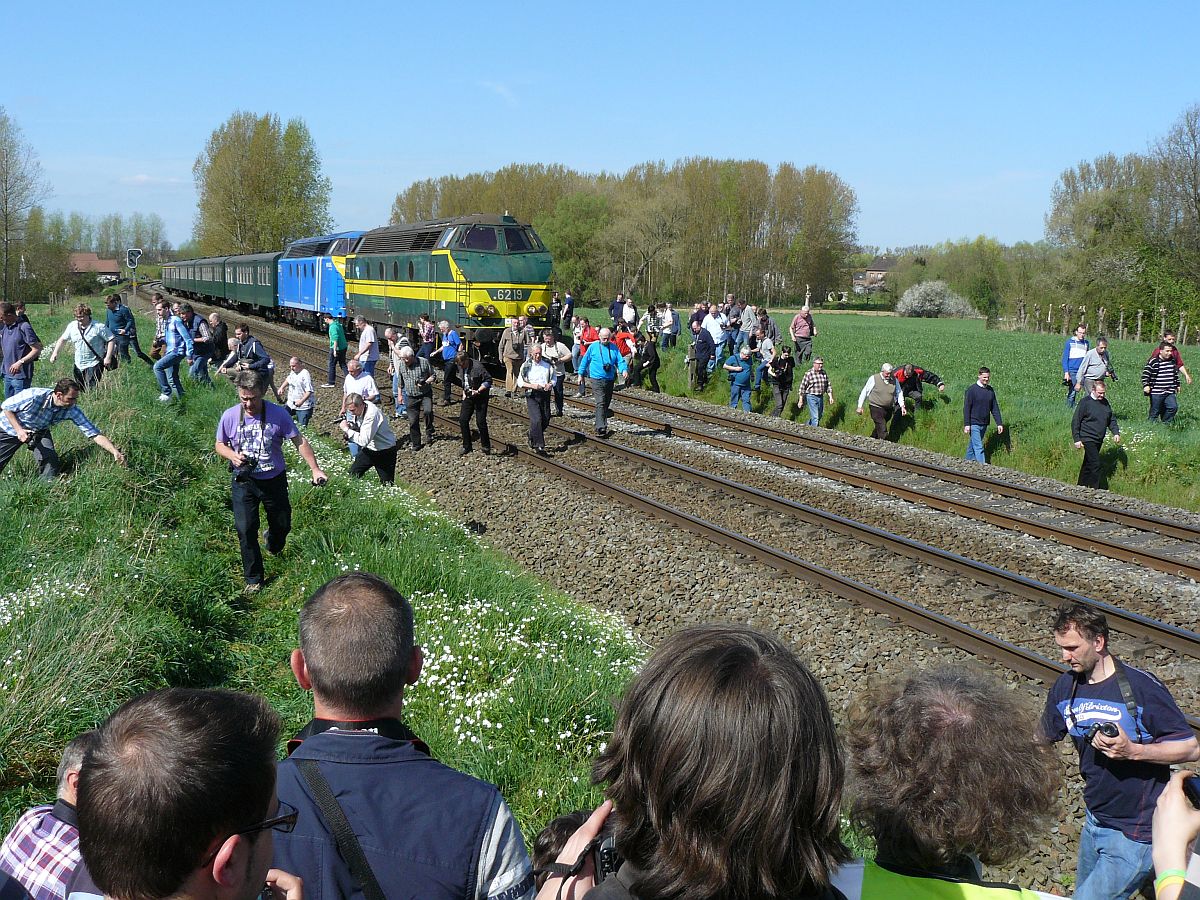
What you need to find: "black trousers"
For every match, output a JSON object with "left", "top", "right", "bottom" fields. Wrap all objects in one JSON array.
[
  {"left": 442, "top": 360, "right": 458, "bottom": 402},
  {"left": 460, "top": 394, "right": 491, "bottom": 450},
  {"left": 74, "top": 364, "right": 103, "bottom": 391},
  {"left": 0, "top": 430, "right": 59, "bottom": 478},
  {"left": 349, "top": 444, "right": 397, "bottom": 484},
  {"left": 231, "top": 472, "right": 291, "bottom": 585},
  {"left": 552, "top": 375, "right": 564, "bottom": 415},
  {"left": 527, "top": 391, "right": 550, "bottom": 449},
  {"left": 869, "top": 404, "right": 892, "bottom": 440},
  {"left": 1078, "top": 439, "right": 1103, "bottom": 488},
  {"left": 407, "top": 395, "right": 434, "bottom": 448},
  {"left": 643, "top": 361, "right": 660, "bottom": 392}
]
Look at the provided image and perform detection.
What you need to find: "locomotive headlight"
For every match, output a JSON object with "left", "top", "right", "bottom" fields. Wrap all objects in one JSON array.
[
  {"left": 472, "top": 303, "right": 488, "bottom": 316},
  {"left": 487, "top": 304, "right": 498, "bottom": 315}
]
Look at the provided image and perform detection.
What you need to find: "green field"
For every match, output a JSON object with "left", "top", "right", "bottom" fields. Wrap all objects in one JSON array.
[
  {"left": 0, "top": 303, "right": 641, "bottom": 836},
  {"left": 585, "top": 310, "right": 1199, "bottom": 510}
]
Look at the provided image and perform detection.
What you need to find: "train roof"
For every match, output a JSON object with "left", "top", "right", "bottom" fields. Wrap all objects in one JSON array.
[
  {"left": 283, "top": 231, "right": 367, "bottom": 259},
  {"left": 356, "top": 214, "right": 530, "bottom": 254}
]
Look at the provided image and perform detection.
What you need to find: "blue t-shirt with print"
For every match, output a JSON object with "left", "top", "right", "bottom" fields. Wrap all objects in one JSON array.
[{"left": 1041, "top": 662, "right": 1193, "bottom": 841}]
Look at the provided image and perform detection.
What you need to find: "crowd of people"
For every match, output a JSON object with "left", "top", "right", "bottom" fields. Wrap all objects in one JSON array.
[{"left": 0, "top": 586, "right": 1195, "bottom": 900}]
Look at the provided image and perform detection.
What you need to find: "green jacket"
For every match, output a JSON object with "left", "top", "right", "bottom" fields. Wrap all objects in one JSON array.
[{"left": 328, "top": 320, "right": 348, "bottom": 351}]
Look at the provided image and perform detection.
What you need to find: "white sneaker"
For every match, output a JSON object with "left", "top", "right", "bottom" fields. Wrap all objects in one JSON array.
[{"left": 158, "top": 393, "right": 172, "bottom": 402}]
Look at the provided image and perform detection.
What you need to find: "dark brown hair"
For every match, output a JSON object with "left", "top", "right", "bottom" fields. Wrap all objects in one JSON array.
[
  {"left": 53, "top": 378, "right": 82, "bottom": 395},
  {"left": 593, "top": 624, "right": 848, "bottom": 900},
  {"left": 845, "top": 668, "right": 1059, "bottom": 870},
  {"left": 299, "top": 573, "right": 415, "bottom": 717},
  {"left": 1053, "top": 601, "right": 1109, "bottom": 644},
  {"left": 77, "top": 689, "right": 280, "bottom": 900}
]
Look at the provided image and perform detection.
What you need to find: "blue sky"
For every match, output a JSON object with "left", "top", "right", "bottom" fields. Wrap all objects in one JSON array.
[{"left": 5, "top": 0, "right": 1196, "bottom": 251}]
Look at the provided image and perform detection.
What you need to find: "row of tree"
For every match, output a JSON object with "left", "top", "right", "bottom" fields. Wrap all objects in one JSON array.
[
  {"left": 878, "top": 103, "right": 1200, "bottom": 333},
  {"left": 391, "top": 158, "right": 859, "bottom": 306}
]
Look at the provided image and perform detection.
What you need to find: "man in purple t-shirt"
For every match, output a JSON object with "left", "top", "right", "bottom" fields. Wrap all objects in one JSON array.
[{"left": 215, "top": 370, "right": 327, "bottom": 592}]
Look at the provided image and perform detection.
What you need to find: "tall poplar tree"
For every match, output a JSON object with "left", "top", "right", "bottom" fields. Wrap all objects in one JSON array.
[{"left": 192, "top": 111, "right": 332, "bottom": 255}]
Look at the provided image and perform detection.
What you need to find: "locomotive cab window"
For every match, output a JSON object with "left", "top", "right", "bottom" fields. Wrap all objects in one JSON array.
[
  {"left": 458, "top": 226, "right": 498, "bottom": 251},
  {"left": 503, "top": 227, "right": 533, "bottom": 253}
]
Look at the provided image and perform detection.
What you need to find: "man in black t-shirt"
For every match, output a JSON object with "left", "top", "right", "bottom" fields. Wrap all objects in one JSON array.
[{"left": 1040, "top": 603, "right": 1198, "bottom": 900}]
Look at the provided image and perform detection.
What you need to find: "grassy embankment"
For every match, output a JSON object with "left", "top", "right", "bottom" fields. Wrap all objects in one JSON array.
[
  {"left": 582, "top": 309, "right": 1199, "bottom": 510},
  {"left": 0, "top": 302, "right": 642, "bottom": 836}
]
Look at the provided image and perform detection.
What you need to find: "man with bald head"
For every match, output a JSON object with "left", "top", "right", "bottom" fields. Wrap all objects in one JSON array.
[{"left": 277, "top": 357, "right": 315, "bottom": 426}]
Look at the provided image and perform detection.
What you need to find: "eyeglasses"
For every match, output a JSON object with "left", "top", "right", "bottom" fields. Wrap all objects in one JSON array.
[{"left": 237, "top": 801, "right": 298, "bottom": 839}]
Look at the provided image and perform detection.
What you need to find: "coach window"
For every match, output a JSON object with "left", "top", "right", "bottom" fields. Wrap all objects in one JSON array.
[
  {"left": 408, "top": 260, "right": 415, "bottom": 281},
  {"left": 378, "top": 261, "right": 384, "bottom": 280},
  {"left": 393, "top": 261, "right": 399, "bottom": 281}
]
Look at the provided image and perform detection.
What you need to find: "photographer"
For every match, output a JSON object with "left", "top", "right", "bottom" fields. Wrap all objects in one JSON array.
[
  {"left": 340, "top": 392, "right": 396, "bottom": 484},
  {"left": 576, "top": 328, "right": 627, "bottom": 437},
  {"left": 215, "top": 370, "right": 326, "bottom": 593},
  {"left": 456, "top": 353, "right": 492, "bottom": 456},
  {"left": 217, "top": 324, "right": 272, "bottom": 386},
  {"left": 517, "top": 342, "right": 554, "bottom": 454},
  {"left": 1074, "top": 336, "right": 1117, "bottom": 398},
  {"left": 1041, "top": 602, "right": 1198, "bottom": 900}
]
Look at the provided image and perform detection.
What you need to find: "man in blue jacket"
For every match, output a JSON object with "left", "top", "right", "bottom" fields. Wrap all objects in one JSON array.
[
  {"left": 963, "top": 367, "right": 1003, "bottom": 463},
  {"left": 1062, "top": 324, "right": 1090, "bottom": 407},
  {"left": 103, "top": 293, "right": 152, "bottom": 366},
  {"left": 576, "top": 327, "right": 628, "bottom": 436},
  {"left": 275, "top": 573, "right": 535, "bottom": 900}
]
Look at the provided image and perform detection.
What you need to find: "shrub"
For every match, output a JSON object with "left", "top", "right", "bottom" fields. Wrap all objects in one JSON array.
[{"left": 896, "top": 281, "right": 976, "bottom": 318}]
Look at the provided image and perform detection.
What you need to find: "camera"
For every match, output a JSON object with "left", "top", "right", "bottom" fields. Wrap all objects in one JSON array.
[
  {"left": 231, "top": 457, "right": 259, "bottom": 481},
  {"left": 593, "top": 833, "right": 622, "bottom": 884},
  {"left": 603, "top": 362, "right": 614, "bottom": 375},
  {"left": 1084, "top": 722, "right": 1119, "bottom": 743},
  {"left": 1183, "top": 774, "right": 1200, "bottom": 810}
]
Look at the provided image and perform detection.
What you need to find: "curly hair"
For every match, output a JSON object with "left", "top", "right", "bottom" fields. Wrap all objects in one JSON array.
[
  {"left": 845, "top": 667, "right": 1059, "bottom": 870},
  {"left": 593, "top": 624, "right": 848, "bottom": 900}
]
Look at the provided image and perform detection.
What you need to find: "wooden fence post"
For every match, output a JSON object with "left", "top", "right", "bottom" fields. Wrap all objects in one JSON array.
[
  {"left": 1159, "top": 306, "right": 1167, "bottom": 338},
  {"left": 1097, "top": 306, "right": 1106, "bottom": 336},
  {"left": 1118, "top": 308, "right": 1126, "bottom": 341},
  {"left": 1136, "top": 309, "right": 1144, "bottom": 343}
]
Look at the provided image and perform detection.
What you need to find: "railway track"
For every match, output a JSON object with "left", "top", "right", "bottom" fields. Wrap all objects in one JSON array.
[
  {"left": 146, "top": 286, "right": 1200, "bottom": 736},
  {"left": 433, "top": 403, "right": 1200, "bottom": 739},
  {"left": 563, "top": 390, "right": 1200, "bottom": 581}
]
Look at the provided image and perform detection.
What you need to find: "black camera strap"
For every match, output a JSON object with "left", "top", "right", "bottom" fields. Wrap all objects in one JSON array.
[{"left": 294, "top": 759, "right": 386, "bottom": 900}]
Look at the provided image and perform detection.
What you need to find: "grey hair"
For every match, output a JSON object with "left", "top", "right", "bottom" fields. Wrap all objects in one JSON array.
[
  {"left": 399, "top": 346, "right": 415, "bottom": 359},
  {"left": 344, "top": 392, "right": 364, "bottom": 407},
  {"left": 438, "top": 320, "right": 450, "bottom": 329},
  {"left": 57, "top": 729, "right": 99, "bottom": 798}
]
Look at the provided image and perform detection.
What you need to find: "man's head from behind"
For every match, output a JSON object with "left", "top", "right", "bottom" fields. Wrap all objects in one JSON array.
[
  {"left": 845, "top": 668, "right": 1058, "bottom": 871},
  {"left": 293, "top": 573, "right": 421, "bottom": 718},
  {"left": 78, "top": 688, "right": 281, "bottom": 900},
  {"left": 56, "top": 729, "right": 99, "bottom": 805}
]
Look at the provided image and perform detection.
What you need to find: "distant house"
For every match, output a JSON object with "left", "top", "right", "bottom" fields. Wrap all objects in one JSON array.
[
  {"left": 863, "top": 256, "right": 896, "bottom": 292},
  {"left": 69, "top": 252, "right": 122, "bottom": 283}
]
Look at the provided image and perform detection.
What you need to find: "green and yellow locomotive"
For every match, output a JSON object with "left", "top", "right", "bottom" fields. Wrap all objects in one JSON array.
[{"left": 345, "top": 213, "right": 553, "bottom": 359}]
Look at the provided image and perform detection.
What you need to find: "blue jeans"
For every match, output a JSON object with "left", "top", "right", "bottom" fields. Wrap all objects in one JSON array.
[
  {"left": 729, "top": 384, "right": 751, "bottom": 411},
  {"left": 965, "top": 424, "right": 987, "bottom": 462},
  {"left": 391, "top": 370, "right": 407, "bottom": 416},
  {"left": 189, "top": 355, "right": 211, "bottom": 385},
  {"left": 1149, "top": 392, "right": 1178, "bottom": 423},
  {"left": 154, "top": 352, "right": 185, "bottom": 397},
  {"left": 4, "top": 374, "right": 31, "bottom": 399},
  {"left": 292, "top": 406, "right": 313, "bottom": 426},
  {"left": 362, "top": 359, "right": 376, "bottom": 376},
  {"left": 1074, "top": 810, "right": 1153, "bottom": 900},
  {"left": 1066, "top": 380, "right": 1080, "bottom": 407},
  {"left": 806, "top": 394, "right": 824, "bottom": 426}
]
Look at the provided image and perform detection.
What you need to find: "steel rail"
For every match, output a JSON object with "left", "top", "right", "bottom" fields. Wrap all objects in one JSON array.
[
  {"left": 439, "top": 409, "right": 1200, "bottom": 739},
  {"left": 620, "top": 391, "right": 1200, "bottom": 542},
  {"left": 485, "top": 403, "right": 1200, "bottom": 660},
  {"left": 562, "top": 395, "right": 1200, "bottom": 582}
]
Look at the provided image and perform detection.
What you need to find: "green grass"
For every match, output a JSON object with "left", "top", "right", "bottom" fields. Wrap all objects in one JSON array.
[
  {"left": 0, "top": 301, "right": 643, "bottom": 837},
  {"left": 584, "top": 309, "right": 1199, "bottom": 510}
]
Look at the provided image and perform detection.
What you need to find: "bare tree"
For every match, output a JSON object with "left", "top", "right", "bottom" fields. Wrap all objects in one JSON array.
[{"left": 0, "top": 107, "right": 50, "bottom": 301}]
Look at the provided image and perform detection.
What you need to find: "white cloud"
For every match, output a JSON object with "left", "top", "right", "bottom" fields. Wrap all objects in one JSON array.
[{"left": 479, "top": 81, "right": 518, "bottom": 107}]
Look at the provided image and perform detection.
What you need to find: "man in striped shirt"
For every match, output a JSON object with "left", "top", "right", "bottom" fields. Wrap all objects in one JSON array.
[
  {"left": 0, "top": 379, "right": 125, "bottom": 478},
  {"left": 1142, "top": 342, "right": 1182, "bottom": 423},
  {"left": 0, "top": 731, "right": 96, "bottom": 900}
]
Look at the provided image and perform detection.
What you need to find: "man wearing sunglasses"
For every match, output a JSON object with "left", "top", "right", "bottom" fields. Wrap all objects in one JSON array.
[{"left": 66, "top": 688, "right": 302, "bottom": 900}]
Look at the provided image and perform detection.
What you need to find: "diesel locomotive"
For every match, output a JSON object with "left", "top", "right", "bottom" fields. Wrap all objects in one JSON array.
[{"left": 161, "top": 214, "right": 554, "bottom": 359}]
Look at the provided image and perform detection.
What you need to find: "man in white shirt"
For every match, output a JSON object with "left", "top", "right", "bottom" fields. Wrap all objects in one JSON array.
[
  {"left": 276, "top": 357, "right": 315, "bottom": 426},
  {"left": 341, "top": 358, "right": 380, "bottom": 457},
  {"left": 49, "top": 304, "right": 115, "bottom": 390},
  {"left": 340, "top": 393, "right": 397, "bottom": 484},
  {"left": 516, "top": 343, "right": 554, "bottom": 453},
  {"left": 354, "top": 315, "right": 380, "bottom": 376}
]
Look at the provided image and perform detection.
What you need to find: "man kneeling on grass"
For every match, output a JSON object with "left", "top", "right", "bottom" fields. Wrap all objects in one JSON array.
[
  {"left": 274, "top": 572, "right": 536, "bottom": 900},
  {"left": 0, "top": 378, "right": 125, "bottom": 478}
]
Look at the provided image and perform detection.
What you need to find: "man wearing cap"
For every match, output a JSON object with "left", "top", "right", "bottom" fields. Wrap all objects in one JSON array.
[{"left": 856, "top": 363, "right": 906, "bottom": 441}]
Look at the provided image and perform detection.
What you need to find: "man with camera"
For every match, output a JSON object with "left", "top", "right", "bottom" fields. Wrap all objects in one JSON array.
[
  {"left": 274, "top": 573, "right": 535, "bottom": 900},
  {"left": 215, "top": 370, "right": 327, "bottom": 593},
  {"left": 339, "top": 392, "right": 396, "bottom": 484},
  {"left": 1041, "top": 602, "right": 1198, "bottom": 900},
  {"left": 1, "top": 378, "right": 125, "bottom": 478},
  {"left": 576, "top": 328, "right": 627, "bottom": 437}
]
